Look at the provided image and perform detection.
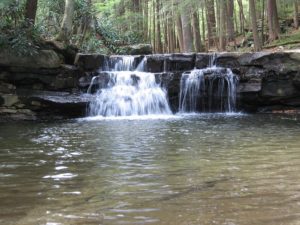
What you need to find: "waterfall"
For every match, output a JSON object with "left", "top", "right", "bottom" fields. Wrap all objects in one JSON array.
[
  {"left": 88, "top": 56, "right": 172, "bottom": 117},
  {"left": 179, "top": 58, "right": 238, "bottom": 113}
]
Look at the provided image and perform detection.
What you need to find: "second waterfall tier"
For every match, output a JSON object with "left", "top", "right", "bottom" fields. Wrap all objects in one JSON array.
[{"left": 179, "top": 67, "right": 239, "bottom": 113}]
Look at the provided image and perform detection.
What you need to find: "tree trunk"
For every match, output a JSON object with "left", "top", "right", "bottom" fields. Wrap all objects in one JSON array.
[
  {"left": 267, "top": 0, "right": 279, "bottom": 41},
  {"left": 226, "top": 0, "right": 235, "bottom": 41},
  {"left": 152, "top": 0, "right": 156, "bottom": 52},
  {"left": 25, "top": 0, "right": 38, "bottom": 25},
  {"left": 249, "top": 0, "right": 262, "bottom": 51},
  {"left": 175, "top": 13, "right": 184, "bottom": 52},
  {"left": 191, "top": 11, "right": 202, "bottom": 52},
  {"left": 181, "top": 12, "right": 193, "bottom": 52},
  {"left": 219, "top": 0, "right": 226, "bottom": 51},
  {"left": 201, "top": 7, "right": 206, "bottom": 50},
  {"left": 237, "top": 0, "right": 246, "bottom": 36},
  {"left": 294, "top": 0, "right": 299, "bottom": 29},
  {"left": 155, "top": 0, "right": 162, "bottom": 53},
  {"left": 273, "top": 1, "right": 280, "bottom": 36},
  {"left": 261, "top": 0, "right": 265, "bottom": 45},
  {"left": 205, "top": 0, "right": 217, "bottom": 48},
  {"left": 56, "top": 0, "right": 75, "bottom": 43}
]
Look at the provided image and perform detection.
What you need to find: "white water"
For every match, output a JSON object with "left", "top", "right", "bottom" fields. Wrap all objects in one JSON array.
[
  {"left": 88, "top": 56, "right": 172, "bottom": 117},
  {"left": 179, "top": 67, "right": 238, "bottom": 113}
]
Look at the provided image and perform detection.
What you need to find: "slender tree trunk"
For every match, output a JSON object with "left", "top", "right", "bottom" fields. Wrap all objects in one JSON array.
[
  {"left": 294, "top": 0, "right": 299, "bottom": 29},
  {"left": 237, "top": 0, "right": 245, "bottom": 36},
  {"left": 261, "top": 0, "right": 265, "bottom": 44},
  {"left": 205, "top": 0, "right": 217, "bottom": 48},
  {"left": 167, "top": 10, "right": 175, "bottom": 53},
  {"left": 143, "top": 0, "right": 149, "bottom": 40},
  {"left": 25, "top": 0, "right": 38, "bottom": 25},
  {"left": 201, "top": 7, "right": 206, "bottom": 50},
  {"left": 216, "top": 0, "right": 221, "bottom": 43},
  {"left": 155, "top": 0, "right": 162, "bottom": 53},
  {"left": 226, "top": 0, "right": 235, "bottom": 41},
  {"left": 219, "top": 0, "right": 226, "bottom": 51},
  {"left": 181, "top": 12, "right": 193, "bottom": 52},
  {"left": 267, "top": 0, "right": 280, "bottom": 41},
  {"left": 273, "top": 1, "right": 280, "bottom": 36},
  {"left": 191, "top": 11, "right": 202, "bottom": 52},
  {"left": 176, "top": 13, "right": 184, "bottom": 52},
  {"left": 249, "top": 0, "right": 262, "bottom": 51},
  {"left": 56, "top": 0, "right": 75, "bottom": 43},
  {"left": 152, "top": 0, "right": 156, "bottom": 52}
]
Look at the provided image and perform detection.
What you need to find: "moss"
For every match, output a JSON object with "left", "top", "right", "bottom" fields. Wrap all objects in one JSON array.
[{"left": 265, "top": 30, "right": 300, "bottom": 47}]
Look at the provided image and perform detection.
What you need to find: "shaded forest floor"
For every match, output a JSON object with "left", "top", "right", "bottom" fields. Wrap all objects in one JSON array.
[
  {"left": 264, "top": 29, "right": 300, "bottom": 50},
  {"left": 232, "top": 29, "right": 300, "bottom": 53}
]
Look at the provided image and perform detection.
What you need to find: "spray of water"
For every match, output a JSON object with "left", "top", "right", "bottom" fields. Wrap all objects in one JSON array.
[{"left": 88, "top": 56, "right": 172, "bottom": 117}]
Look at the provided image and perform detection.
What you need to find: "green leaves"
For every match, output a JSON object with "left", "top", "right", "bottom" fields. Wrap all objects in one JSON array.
[{"left": 0, "top": 0, "right": 15, "bottom": 9}]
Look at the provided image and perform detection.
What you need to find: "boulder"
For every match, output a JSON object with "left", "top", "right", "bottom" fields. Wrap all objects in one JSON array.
[
  {"left": 123, "top": 44, "right": 152, "bottom": 55},
  {"left": 1, "top": 94, "right": 19, "bottom": 107},
  {"left": 0, "top": 50, "right": 62, "bottom": 69},
  {"left": 44, "top": 40, "right": 79, "bottom": 64},
  {"left": 74, "top": 54, "right": 107, "bottom": 71},
  {"left": 0, "top": 82, "right": 16, "bottom": 94}
]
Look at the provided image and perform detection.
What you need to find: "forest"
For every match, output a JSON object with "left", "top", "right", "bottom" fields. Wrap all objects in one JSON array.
[{"left": 0, "top": 0, "right": 300, "bottom": 55}]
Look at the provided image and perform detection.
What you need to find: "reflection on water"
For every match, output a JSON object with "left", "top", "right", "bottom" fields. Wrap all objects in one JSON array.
[{"left": 1, "top": 114, "right": 300, "bottom": 225}]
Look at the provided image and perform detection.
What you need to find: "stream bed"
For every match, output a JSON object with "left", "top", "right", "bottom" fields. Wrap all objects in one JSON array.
[{"left": 1, "top": 114, "right": 300, "bottom": 225}]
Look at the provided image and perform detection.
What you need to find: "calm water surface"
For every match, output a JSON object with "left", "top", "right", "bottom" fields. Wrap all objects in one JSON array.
[{"left": 1, "top": 114, "right": 300, "bottom": 225}]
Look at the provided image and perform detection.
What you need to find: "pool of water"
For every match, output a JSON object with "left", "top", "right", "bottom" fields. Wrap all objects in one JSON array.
[{"left": 1, "top": 114, "right": 300, "bottom": 225}]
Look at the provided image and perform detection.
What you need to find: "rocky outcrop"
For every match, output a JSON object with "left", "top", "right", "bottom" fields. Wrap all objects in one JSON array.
[
  {"left": 2, "top": 50, "right": 300, "bottom": 121},
  {"left": 136, "top": 52, "right": 299, "bottom": 113},
  {"left": 0, "top": 50, "right": 62, "bottom": 69},
  {"left": 0, "top": 49, "right": 85, "bottom": 121}
]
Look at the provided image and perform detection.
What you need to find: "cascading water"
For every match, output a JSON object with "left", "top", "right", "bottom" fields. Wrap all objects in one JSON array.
[
  {"left": 179, "top": 56, "right": 238, "bottom": 113},
  {"left": 88, "top": 56, "right": 172, "bottom": 117}
]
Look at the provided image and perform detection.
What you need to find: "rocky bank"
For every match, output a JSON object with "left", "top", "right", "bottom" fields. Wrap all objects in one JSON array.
[{"left": 1, "top": 49, "right": 300, "bottom": 121}]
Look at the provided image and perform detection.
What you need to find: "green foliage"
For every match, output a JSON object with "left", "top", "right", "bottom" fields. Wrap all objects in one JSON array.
[
  {"left": 0, "top": 0, "right": 41, "bottom": 56},
  {"left": 0, "top": 24, "right": 41, "bottom": 56},
  {"left": 80, "top": 35, "right": 110, "bottom": 54},
  {"left": 96, "top": 19, "right": 143, "bottom": 53}
]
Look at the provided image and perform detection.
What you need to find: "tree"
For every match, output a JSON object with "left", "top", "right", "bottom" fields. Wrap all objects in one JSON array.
[
  {"left": 25, "top": 0, "right": 38, "bottom": 25},
  {"left": 226, "top": 0, "right": 235, "bottom": 41},
  {"left": 219, "top": 0, "right": 226, "bottom": 51},
  {"left": 267, "top": 0, "right": 280, "bottom": 41},
  {"left": 155, "top": 0, "right": 162, "bottom": 53},
  {"left": 181, "top": 11, "right": 193, "bottom": 52},
  {"left": 56, "top": 0, "right": 75, "bottom": 43},
  {"left": 237, "top": 0, "right": 246, "bottom": 36},
  {"left": 294, "top": 0, "right": 299, "bottom": 29},
  {"left": 205, "top": 0, "right": 217, "bottom": 48},
  {"left": 191, "top": 10, "right": 202, "bottom": 52},
  {"left": 249, "top": 0, "right": 262, "bottom": 51}
]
